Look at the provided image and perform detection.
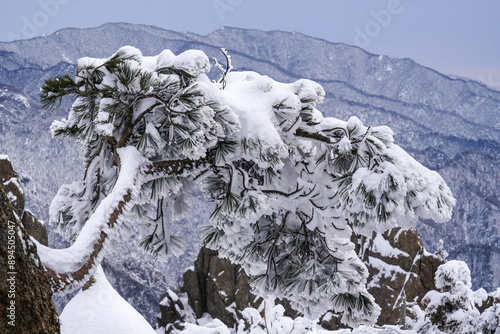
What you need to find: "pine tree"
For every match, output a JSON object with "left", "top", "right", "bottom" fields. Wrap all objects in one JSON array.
[
  {"left": 410, "top": 260, "right": 488, "bottom": 333},
  {"left": 36, "top": 46, "right": 455, "bottom": 326},
  {"left": 476, "top": 290, "right": 500, "bottom": 334}
]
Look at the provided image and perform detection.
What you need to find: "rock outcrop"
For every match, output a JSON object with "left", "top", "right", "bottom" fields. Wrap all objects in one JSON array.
[
  {"left": 181, "top": 247, "right": 261, "bottom": 327},
  {"left": 21, "top": 209, "right": 49, "bottom": 247},
  {"left": 0, "top": 156, "right": 60, "bottom": 333},
  {"left": 158, "top": 227, "right": 442, "bottom": 331},
  {"left": 0, "top": 157, "right": 24, "bottom": 218},
  {"left": 357, "top": 228, "right": 444, "bottom": 326}
]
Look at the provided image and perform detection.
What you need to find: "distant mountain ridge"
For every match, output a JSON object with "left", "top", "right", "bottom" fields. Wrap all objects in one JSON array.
[{"left": 0, "top": 23, "right": 498, "bottom": 324}]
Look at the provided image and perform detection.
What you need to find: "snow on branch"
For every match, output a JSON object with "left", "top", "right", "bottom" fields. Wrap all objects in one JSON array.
[
  {"left": 213, "top": 48, "right": 232, "bottom": 89},
  {"left": 34, "top": 147, "right": 147, "bottom": 292}
]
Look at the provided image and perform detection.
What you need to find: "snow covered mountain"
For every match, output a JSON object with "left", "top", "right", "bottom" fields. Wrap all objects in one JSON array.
[{"left": 0, "top": 23, "right": 498, "bottom": 324}]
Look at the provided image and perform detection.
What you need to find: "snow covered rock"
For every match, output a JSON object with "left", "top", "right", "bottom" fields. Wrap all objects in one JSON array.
[
  {"left": 0, "top": 155, "right": 25, "bottom": 217},
  {"left": 356, "top": 228, "right": 443, "bottom": 326},
  {"left": 157, "top": 289, "right": 197, "bottom": 333},
  {"left": 21, "top": 209, "right": 49, "bottom": 246},
  {"left": 60, "top": 266, "right": 156, "bottom": 334}
]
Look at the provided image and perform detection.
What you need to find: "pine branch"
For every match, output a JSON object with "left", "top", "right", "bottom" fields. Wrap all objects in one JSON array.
[
  {"left": 83, "top": 140, "right": 104, "bottom": 180},
  {"left": 38, "top": 155, "right": 213, "bottom": 292},
  {"left": 294, "top": 128, "right": 333, "bottom": 143},
  {"left": 132, "top": 101, "right": 161, "bottom": 127},
  {"left": 40, "top": 74, "right": 84, "bottom": 114},
  {"left": 147, "top": 156, "right": 213, "bottom": 177}
]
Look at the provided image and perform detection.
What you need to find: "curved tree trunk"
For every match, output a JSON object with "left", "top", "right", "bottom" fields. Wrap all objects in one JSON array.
[
  {"left": 35, "top": 148, "right": 211, "bottom": 293},
  {"left": 33, "top": 192, "right": 131, "bottom": 292}
]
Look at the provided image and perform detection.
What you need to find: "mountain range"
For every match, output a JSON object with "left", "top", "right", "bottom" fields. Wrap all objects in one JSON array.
[{"left": 0, "top": 23, "right": 498, "bottom": 324}]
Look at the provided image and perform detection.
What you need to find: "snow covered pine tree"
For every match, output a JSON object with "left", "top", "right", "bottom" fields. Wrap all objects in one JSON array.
[
  {"left": 409, "top": 260, "right": 498, "bottom": 333},
  {"left": 36, "top": 46, "right": 455, "bottom": 326}
]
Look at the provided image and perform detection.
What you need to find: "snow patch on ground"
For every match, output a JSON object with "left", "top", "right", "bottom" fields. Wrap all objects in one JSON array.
[{"left": 60, "top": 266, "right": 156, "bottom": 334}]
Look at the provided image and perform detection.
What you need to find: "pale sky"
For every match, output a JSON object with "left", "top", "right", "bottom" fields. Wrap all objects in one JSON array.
[{"left": 0, "top": 0, "right": 499, "bottom": 88}]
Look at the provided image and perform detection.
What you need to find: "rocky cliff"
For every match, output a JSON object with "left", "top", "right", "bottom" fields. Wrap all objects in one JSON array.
[{"left": 0, "top": 156, "right": 60, "bottom": 333}]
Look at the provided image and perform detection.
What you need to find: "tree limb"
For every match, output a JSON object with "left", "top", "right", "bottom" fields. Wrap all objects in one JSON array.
[{"left": 36, "top": 191, "right": 132, "bottom": 292}]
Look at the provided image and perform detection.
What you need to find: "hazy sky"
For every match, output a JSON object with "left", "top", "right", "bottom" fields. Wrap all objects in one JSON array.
[{"left": 0, "top": 0, "right": 499, "bottom": 88}]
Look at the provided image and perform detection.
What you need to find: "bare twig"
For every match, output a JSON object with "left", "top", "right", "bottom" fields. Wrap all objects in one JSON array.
[{"left": 213, "top": 48, "right": 232, "bottom": 89}]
